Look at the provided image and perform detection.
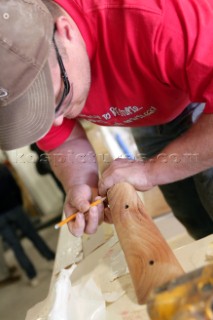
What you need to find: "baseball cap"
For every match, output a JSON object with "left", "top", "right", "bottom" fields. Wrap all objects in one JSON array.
[{"left": 0, "top": 0, "right": 55, "bottom": 151}]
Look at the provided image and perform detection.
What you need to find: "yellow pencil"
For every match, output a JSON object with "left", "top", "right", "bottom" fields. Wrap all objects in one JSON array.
[{"left": 54, "top": 197, "right": 106, "bottom": 229}]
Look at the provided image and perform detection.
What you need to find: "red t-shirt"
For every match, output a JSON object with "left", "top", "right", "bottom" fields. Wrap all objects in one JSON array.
[{"left": 37, "top": 0, "right": 213, "bottom": 151}]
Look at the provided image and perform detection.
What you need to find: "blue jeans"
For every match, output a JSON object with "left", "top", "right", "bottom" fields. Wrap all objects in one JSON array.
[
  {"left": 0, "top": 236, "right": 10, "bottom": 280},
  {"left": 0, "top": 206, "right": 55, "bottom": 279},
  {"left": 131, "top": 103, "right": 213, "bottom": 239}
]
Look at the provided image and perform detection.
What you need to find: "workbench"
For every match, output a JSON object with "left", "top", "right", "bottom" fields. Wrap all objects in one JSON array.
[{"left": 26, "top": 220, "right": 213, "bottom": 320}]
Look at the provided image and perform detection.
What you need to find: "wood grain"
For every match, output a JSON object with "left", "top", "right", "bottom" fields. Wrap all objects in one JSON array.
[{"left": 107, "top": 182, "right": 184, "bottom": 304}]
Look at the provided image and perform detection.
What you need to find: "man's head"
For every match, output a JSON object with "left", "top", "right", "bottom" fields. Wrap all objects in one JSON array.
[{"left": 0, "top": 0, "right": 91, "bottom": 151}]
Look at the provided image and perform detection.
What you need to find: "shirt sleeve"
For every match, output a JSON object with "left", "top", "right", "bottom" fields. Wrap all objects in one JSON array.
[
  {"left": 154, "top": 0, "right": 213, "bottom": 114},
  {"left": 37, "top": 118, "right": 76, "bottom": 151}
]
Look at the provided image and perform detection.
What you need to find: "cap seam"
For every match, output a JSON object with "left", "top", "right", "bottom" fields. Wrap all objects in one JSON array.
[
  {"left": 0, "top": 38, "right": 46, "bottom": 69},
  {"left": 23, "top": 0, "right": 50, "bottom": 15},
  {"left": 0, "top": 61, "right": 50, "bottom": 107}
]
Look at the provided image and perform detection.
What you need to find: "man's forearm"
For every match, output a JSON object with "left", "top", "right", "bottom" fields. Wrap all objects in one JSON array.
[
  {"left": 48, "top": 137, "right": 99, "bottom": 192},
  {"left": 148, "top": 114, "right": 213, "bottom": 186}
]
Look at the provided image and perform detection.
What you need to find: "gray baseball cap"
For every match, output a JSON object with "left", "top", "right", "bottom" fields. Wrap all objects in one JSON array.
[{"left": 0, "top": 0, "right": 54, "bottom": 150}]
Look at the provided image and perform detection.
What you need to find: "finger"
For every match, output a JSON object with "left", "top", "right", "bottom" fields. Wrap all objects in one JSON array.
[
  {"left": 64, "top": 196, "right": 91, "bottom": 217},
  {"left": 84, "top": 206, "right": 99, "bottom": 234},
  {"left": 98, "top": 175, "right": 114, "bottom": 196},
  {"left": 67, "top": 212, "right": 85, "bottom": 237},
  {"left": 67, "top": 184, "right": 92, "bottom": 212},
  {"left": 72, "top": 197, "right": 91, "bottom": 213}
]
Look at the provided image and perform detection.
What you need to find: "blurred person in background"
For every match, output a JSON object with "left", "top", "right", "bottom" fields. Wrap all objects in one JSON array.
[
  {"left": 0, "top": 236, "right": 21, "bottom": 287},
  {"left": 0, "top": 163, "right": 55, "bottom": 286}
]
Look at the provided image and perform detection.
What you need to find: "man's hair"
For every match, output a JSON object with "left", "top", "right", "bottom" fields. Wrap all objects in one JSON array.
[{"left": 42, "top": 0, "right": 63, "bottom": 18}]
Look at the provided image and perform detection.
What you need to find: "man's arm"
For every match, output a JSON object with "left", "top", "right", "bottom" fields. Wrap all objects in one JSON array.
[
  {"left": 48, "top": 121, "right": 104, "bottom": 236},
  {"left": 99, "top": 114, "right": 213, "bottom": 194},
  {"left": 150, "top": 113, "right": 213, "bottom": 185}
]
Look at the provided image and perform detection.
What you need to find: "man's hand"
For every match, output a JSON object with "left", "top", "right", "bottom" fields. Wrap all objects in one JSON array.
[
  {"left": 100, "top": 114, "right": 213, "bottom": 198},
  {"left": 63, "top": 184, "right": 105, "bottom": 237},
  {"left": 98, "top": 158, "right": 154, "bottom": 196}
]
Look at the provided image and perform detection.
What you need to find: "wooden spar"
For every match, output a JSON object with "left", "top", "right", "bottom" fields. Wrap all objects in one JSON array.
[{"left": 107, "top": 182, "right": 184, "bottom": 304}]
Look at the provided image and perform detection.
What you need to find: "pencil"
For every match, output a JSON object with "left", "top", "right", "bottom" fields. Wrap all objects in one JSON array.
[{"left": 54, "top": 197, "right": 106, "bottom": 229}]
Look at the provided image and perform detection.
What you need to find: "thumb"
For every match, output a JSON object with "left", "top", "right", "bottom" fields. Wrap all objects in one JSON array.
[{"left": 77, "top": 199, "right": 91, "bottom": 213}]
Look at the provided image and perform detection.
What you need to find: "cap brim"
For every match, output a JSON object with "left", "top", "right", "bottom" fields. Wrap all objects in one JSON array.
[{"left": 0, "top": 62, "right": 55, "bottom": 151}]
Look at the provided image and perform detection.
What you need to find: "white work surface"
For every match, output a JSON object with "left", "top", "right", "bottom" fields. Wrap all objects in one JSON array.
[{"left": 26, "top": 222, "right": 213, "bottom": 320}]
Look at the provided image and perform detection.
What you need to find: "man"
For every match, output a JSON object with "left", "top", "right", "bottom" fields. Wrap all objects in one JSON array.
[{"left": 0, "top": 0, "right": 213, "bottom": 239}]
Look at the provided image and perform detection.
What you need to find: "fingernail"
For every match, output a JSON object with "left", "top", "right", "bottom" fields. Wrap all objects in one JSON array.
[{"left": 79, "top": 201, "right": 89, "bottom": 212}]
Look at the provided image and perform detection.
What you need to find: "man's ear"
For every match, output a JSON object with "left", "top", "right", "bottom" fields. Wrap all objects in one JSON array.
[{"left": 54, "top": 16, "right": 73, "bottom": 41}]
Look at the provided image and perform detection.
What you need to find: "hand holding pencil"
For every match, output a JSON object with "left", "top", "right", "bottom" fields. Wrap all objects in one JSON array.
[
  {"left": 55, "top": 196, "right": 106, "bottom": 229},
  {"left": 57, "top": 184, "right": 107, "bottom": 237}
]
